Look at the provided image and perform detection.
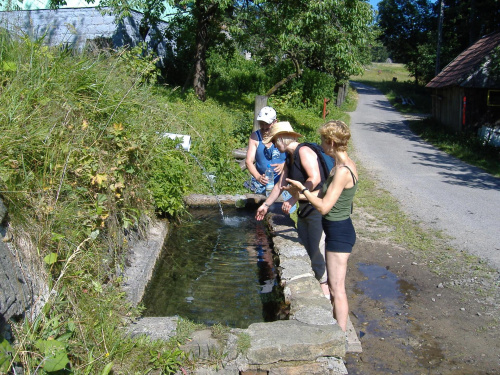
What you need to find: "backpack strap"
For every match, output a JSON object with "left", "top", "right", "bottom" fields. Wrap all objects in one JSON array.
[{"left": 300, "top": 143, "right": 333, "bottom": 182}]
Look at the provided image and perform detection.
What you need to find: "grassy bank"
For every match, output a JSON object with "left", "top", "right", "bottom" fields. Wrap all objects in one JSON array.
[{"left": 0, "top": 30, "right": 350, "bottom": 373}]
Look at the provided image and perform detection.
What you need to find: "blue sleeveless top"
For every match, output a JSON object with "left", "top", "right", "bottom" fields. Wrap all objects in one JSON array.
[{"left": 255, "top": 130, "right": 286, "bottom": 183}]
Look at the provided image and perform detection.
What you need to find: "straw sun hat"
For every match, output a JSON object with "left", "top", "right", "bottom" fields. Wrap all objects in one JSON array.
[{"left": 262, "top": 121, "right": 302, "bottom": 143}]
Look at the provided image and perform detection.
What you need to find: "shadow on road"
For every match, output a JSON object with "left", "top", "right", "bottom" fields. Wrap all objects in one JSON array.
[{"left": 351, "top": 82, "right": 500, "bottom": 191}]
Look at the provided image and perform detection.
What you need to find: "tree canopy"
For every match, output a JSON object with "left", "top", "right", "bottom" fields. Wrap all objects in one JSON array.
[
  {"left": 42, "top": 0, "right": 374, "bottom": 101},
  {"left": 377, "top": 0, "right": 500, "bottom": 85},
  {"left": 233, "top": 0, "right": 374, "bottom": 94}
]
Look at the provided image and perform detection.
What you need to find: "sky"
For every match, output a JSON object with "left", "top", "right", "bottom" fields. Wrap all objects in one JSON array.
[
  {"left": 16, "top": 0, "right": 382, "bottom": 10},
  {"left": 369, "top": 0, "right": 380, "bottom": 10}
]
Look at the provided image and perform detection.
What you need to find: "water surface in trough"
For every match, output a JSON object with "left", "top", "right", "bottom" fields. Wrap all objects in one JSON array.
[{"left": 141, "top": 208, "right": 284, "bottom": 328}]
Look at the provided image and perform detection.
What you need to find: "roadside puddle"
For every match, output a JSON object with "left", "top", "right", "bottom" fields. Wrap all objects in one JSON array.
[{"left": 349, "top": 263, "right": 445, "bottom": 371}]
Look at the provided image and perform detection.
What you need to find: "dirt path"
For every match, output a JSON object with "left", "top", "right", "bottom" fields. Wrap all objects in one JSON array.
[{"left": 344, "top": 231, "right": 499, "bottom": 374}]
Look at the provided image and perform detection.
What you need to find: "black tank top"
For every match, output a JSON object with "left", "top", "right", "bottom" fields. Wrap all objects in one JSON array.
[{"left": 287, "top": 144, "right": 328, "bottom": 192}]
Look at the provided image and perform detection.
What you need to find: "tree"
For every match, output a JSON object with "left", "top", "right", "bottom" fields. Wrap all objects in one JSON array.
[
  {"left": 378, "top": 0, "right": 436, "bottom": 84},
  {"left": 187, "top": 0, "right": 235, "bottom": 101},
  {"left": 233, "top": 0, "right": 374, "bottom": 94},
  {"left": 46, "top": 0, "right": 374, "bottom": 101},
  {"left": 369, "top": 24, "right": 391, "bottom": 62},
  {"left": 437, "top": 0, "right": 500, "bottom": 71},
  {"left": 377, "top": 0, "right": 500, "bottom": 82}
]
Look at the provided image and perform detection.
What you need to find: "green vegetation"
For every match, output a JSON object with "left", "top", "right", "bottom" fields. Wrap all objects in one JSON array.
[
  {"left": 409, "top": 118, "right": 500, "bottom": 177},
  {"left": 0, "top": 27, "right": 352, "bottom": 373}
]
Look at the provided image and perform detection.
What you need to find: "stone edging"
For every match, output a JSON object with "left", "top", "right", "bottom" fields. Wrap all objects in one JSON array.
[{"left": 124, "top": 194, "right": 355, "bottom": 374}]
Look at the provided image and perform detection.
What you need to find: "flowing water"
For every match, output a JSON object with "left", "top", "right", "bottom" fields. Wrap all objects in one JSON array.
[
  {"left": 141, "top": 208, "right": 285, "bottom": 328},
  {"left": 188, "top": 152, "right": 224, "bottom": 218}
]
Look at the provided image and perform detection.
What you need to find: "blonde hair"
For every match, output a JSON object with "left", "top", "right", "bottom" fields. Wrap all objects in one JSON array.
[
  {"left": 319, "top": 120, "right": 350, "bottom": 152},
  {"left": 275, "top": 133, "right": 298, "bottom": 147}
]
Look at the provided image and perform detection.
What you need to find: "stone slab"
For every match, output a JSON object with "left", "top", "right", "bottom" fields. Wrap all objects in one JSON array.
[
  {"left": 246, "top": 320, "right": 345, "bottom": 365},
  {"left": 127, "top": 316, "right": 178, "bottom": 340},
  {"left": 122, "top": 219, "right": 168, "bottom": 306},
  {"left": 346, "top": 316, "right": 362, "bottom": 353},
  {"left": 293, "top": 305, "right": 336, "bottom": 326},
  {"left": 279, "top": 258, "right": 315, "bottom": 283}
]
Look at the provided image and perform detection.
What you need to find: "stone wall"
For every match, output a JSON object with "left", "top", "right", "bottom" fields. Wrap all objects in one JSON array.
[
  {"left": 0, "top": 7, "right": 169, "bottom": 67},
  {"left": 0, "top": 198, "right": 49, "bottom": 336},
  {"left": 127, "top": 194, "right": 360, "bottom": 374}
]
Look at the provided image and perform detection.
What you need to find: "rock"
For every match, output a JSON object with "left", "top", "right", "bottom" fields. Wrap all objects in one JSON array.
[
  {"left": 1, "top": 198, "right": 48, "bottom": 330},
  {"left": 0, "top": 198, "right": 7, "bottom": 224},
  {"left": 127, "top": 316, "right": 178, "bottom": 340},
  {"left": 245, "top": 320, "right": 345, "bottom": 365}
]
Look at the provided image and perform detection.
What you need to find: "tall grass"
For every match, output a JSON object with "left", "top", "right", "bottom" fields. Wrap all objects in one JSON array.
[{"left": 0, "top": 30, "right": 251, "bottom": 373}]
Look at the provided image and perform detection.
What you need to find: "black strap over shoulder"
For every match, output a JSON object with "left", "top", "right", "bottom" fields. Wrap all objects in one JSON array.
[{"left": 294, "top": 143, "right": 331, "bottom": 190}]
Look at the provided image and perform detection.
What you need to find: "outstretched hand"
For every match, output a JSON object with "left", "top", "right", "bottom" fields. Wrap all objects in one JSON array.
[
  {"left": 285, "top": 178, "right": 305, "bottom": 192},
  {"left": 255, "top": 204, "right": 268, "bottom": 221}
]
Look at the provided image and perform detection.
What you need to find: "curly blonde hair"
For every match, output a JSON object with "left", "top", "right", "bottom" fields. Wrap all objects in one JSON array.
[{"left": 319, "top": 120, "right": 350, "bottom": 152}]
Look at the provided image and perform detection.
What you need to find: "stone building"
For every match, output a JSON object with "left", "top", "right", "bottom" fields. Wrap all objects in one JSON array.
[{"left": 0, "top": 7, "right": 170, "bottom": 67}]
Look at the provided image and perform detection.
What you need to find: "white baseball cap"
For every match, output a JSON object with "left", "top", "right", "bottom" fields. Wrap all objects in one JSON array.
[{"left": 257, "top": 106, "right": 277, "bottom": 124}]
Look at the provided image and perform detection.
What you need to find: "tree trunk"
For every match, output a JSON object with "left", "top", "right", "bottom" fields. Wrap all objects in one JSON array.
[
  {"left": 266, "top": 57, "right": 302, "bottom": 96},
  {"left": 265, "top": 71, "right": 302, "bottom": 96},
  {"left": 193, "top": 0, "right": 218, "bottom": 102}
]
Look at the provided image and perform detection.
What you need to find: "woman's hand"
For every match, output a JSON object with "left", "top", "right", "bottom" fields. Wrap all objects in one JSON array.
[
  {"left": 258, "top": 174, "right": 269, "bottom": 185},
  {"left": 285, "top": 178, "right": 305, "bottom": 192},
  {"left": 281, "top": 200, "right": 295, "bottom": 214},
  {"left": 272, "top": 162, "right": 285, "bottom": 176},
  {"left": 255, "top": 204, "right": 268, "bottom": 221}
]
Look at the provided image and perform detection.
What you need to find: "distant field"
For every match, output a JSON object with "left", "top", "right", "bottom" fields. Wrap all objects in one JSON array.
[
  {"left": 352, "top": 63, "right": 415, "bottom": 84},
  {"left": 350, "top": 63, "right": 429, "bottom": 114}
]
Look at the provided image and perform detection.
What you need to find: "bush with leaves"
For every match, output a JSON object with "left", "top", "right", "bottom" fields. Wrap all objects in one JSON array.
[{"left": 0, "top": 30, "right": 242, "bottom": 373}]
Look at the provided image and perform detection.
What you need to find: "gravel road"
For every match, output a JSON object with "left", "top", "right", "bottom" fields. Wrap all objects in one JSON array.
[{"left": 349, "top": 81, "right": 500, "bottom": 271}]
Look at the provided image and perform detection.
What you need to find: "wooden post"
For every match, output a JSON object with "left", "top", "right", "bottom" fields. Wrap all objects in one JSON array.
[{"left": 253, "top": 95, "right": 268, "bottom": 132}]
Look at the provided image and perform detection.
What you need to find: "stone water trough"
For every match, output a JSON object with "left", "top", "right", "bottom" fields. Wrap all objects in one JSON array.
[{"left": 124, "top": 194, "right": 361, "bottom": 374}]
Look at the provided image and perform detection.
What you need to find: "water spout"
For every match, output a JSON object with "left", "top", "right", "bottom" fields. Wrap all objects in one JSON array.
[
  {"left": 160, "top": 132, "right": 224, "bottom": 218},
  {"left": 162, "top": 133, "right": 192, "bottom": 152},
  {"left": 188, "top": 153, "right": 225, "bottom": 219}
]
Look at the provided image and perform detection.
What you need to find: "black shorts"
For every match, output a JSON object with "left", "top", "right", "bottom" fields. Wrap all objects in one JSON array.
[{"left": 322, "top": 217, "right": 356, "bottom": 253}]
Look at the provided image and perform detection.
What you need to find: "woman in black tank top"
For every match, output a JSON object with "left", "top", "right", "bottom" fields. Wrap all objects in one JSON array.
[{"left": 255, "top": 121, "right": 331, "bottom": 298}]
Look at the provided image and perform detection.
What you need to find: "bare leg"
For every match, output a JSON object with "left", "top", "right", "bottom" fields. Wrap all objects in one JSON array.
[
  {"left": 320, "top": 282, "right": 330, "bottom": 298},
  {"left": 326, "top": 251, "right": 350, "bottom": 332}
]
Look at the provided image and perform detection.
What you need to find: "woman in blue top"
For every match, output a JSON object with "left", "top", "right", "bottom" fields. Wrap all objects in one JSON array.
[
  {"left": 244, "top": 106, "right": 287, "bottom": 194},
  {"left": 286, "top": 120, "right": 358, "bottom": 333}
]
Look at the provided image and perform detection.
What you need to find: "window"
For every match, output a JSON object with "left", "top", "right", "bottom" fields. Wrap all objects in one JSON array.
[{"left": 487, "top": 90, "right": 500, "bottom": 106}]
